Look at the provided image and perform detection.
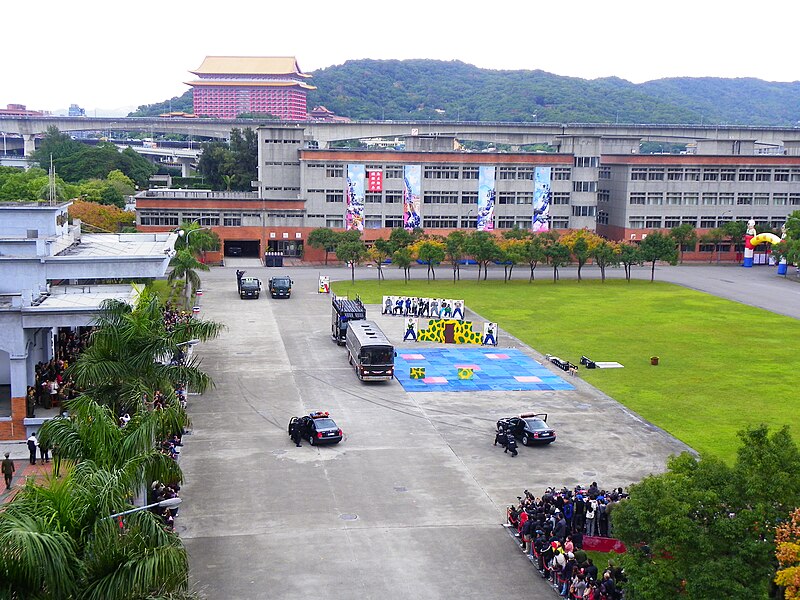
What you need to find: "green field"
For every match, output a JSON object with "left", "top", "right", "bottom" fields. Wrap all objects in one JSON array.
[{"left": 331, "top": 278, "right": 799, "bottom": 462}]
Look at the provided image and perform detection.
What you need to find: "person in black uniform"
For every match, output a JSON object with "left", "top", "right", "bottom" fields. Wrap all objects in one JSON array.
[
  {"left": 236, "top": 269, "right": 245, "bottom": 293},
  {"left": 289, "top": 419, "right": 302, "bottom": 447},
  {"left": 505, "top": 433, "right": 518, "bottom": 457},
  {"left": 494, "top": 426, "right": 508, "bottom": 447}
]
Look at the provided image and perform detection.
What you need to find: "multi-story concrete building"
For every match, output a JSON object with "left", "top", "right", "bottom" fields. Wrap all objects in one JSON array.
[
  {"left": 0, "top": 202, "right": 178, "bottom": 439},
  {"left": 135, "top": 127, "right": 797, "bottom": 264},
  {"left": 186, "top": 56, "right": 315, "bottom": 120}
]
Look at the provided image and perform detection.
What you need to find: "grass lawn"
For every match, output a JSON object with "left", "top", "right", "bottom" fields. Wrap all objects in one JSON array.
[{"left": 331, "top": 277, "right": 799, "bottom": 462}]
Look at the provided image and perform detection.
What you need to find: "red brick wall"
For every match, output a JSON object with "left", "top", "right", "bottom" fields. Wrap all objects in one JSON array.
[{"left": 0, "top": 397, "right": 27, "bottom": 441}]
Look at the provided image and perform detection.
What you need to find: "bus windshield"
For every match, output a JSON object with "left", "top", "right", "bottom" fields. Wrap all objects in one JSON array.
[{"left": 361, "top": 347, "right": 393, "bottom": 365}]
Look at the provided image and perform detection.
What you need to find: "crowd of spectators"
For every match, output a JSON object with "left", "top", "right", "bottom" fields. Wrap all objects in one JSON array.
[
  {"left": 163, "top": 308, "right": 193, "bottom": 331},
  {"left": 505, "top": 484, "right": 628, "bottom": 599},
  {"left": 27, "top": 328, "right": 92, "bottom": 417},
  {"left": 149, "top": 480, "right": 181, "bottom": 532},
  {"left": 382, "top": 296, "right": 465, "bottom": 320}
]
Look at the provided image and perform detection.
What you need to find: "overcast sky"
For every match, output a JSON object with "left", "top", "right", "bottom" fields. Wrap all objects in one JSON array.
[{"left": 5, "top": 0, "right": 799, "bottom": 115}]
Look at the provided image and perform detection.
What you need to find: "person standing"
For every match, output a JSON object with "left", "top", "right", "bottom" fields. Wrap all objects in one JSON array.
[
  {"left": 290, "top": 419, "right": 302, "bottom": 447},
  {"left": 2, "top": 452, "right": 15, "bottom": 490},
  {"left": 27, "top": 432, "right": 38, "bottom": 465},
  {"left": 39, "top": 438, "right": 50, "bottom": 464}
]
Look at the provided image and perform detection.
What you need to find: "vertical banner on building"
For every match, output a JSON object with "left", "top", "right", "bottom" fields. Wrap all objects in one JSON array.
[
  {"left": 532, "top": 167, "right": 552, "bottom": 232},
  {"left": 403, "top": 165, "right": 421, "bottom": 230},
  {"left": 346, "top": 164, "right": 365, "bottom": 231},
  {"left": 477, "top": 166, "right": 495, "bottom": 231}
]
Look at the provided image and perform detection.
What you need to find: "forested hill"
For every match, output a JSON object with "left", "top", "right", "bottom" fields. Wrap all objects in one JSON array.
[{"left": 129, "top": 59, "right": 800, "bottom": 125}]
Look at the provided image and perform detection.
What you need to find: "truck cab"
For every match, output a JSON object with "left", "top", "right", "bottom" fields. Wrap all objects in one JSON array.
[
  {"left": 268, "top": 275, "right": 293, "bottom": 299},
  {"left": 240, "top": 277, "right": 261, "bottom": 299}
]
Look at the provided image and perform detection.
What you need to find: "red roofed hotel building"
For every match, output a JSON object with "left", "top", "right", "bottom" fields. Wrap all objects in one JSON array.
[{"left": 186, "top": 56, "right": 315, "bottom": 120}]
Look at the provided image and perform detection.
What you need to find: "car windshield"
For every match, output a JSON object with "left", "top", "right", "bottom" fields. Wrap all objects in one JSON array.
[
  {"left": 361, "top": 347, "right": 393, "bottom": 365},
  {"left": 241, "top": 281, "right": 258, "bottom": 289},
  {"left": 524, "top": 418, "right": 549, "bottom": 430},
  {"left": 272, "top": 278, "right": 290, "bottom": 286},
  {"left": 313, "top": 418, "right": 337, "bottom": 429}
]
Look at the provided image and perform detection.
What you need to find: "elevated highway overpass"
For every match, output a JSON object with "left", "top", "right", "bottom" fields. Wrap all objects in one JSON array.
[{"left": 3, "top": 115, "right": 800, "bottom": 155}]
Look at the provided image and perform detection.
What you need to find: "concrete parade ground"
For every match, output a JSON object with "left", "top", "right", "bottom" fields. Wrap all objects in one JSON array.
[{"left": 176, "top": 260, "right": 800, "bottom": 600}]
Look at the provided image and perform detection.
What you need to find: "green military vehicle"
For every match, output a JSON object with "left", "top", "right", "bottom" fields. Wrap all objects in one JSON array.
[
  {"left": 268, "top": 275, "right": 293, "bottom": 299},
  {"left": 239, "top": 277, "right": 261, "bottom": 299}
]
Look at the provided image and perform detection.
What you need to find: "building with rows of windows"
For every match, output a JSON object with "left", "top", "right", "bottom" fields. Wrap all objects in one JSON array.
[
  {"left": 186, "top": 56, "right": 315, "bottom": 120},
  {"left": 135, "top": 127, "right": 799, "bottom": 263}
]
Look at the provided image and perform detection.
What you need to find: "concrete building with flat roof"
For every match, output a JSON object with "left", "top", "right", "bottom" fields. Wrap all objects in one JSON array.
[
  {"left": 0, "top": 202, "right": 179, "bottom": 439},
  {"left": 135, "top": 126, "right": 795, "bottom": 264}
]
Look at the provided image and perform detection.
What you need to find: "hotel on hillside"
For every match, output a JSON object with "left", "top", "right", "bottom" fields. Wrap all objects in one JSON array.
[{"left": 186, "top": 56, "right": 315, "bottom": 120}]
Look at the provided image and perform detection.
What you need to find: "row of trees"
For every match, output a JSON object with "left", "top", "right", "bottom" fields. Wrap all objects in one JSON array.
[
  {"left": 196, "top": 128, "right": 257, "bottom": 191},
  {"left": 307, "top": 226, "right": 680, "bottom": 283},
  {"left": 0, "top": 291, "right": 224, "bottom": 599}
]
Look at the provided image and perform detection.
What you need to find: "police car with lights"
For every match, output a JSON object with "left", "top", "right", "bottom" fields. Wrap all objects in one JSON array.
[{"left": 288, "top": 411, "right": 343, "bottom": 445}]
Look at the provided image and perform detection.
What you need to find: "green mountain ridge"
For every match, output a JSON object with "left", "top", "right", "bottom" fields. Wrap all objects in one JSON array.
[{"left": 129, "top": 59, "right": 800, "bottom": 126}]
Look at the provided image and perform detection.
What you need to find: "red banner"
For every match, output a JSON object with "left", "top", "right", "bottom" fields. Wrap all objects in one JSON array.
[
  {"left": 367, "top": 171, "right": 383, "bottom": 192},
  {"left": 581, "top": 536, "right": 627, "bottom": 553}
]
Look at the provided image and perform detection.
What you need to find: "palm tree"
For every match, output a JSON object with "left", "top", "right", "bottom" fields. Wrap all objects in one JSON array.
[
  {"left": 168, "top": 249, "right": 209, "bottom": 310},
  {"left": 68, "top": 292, "right": 223, "bottom": 414}
]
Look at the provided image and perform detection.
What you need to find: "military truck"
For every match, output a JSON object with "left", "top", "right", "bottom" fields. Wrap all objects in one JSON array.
[
  {"left": 331, "top": 294, "right": 366, "bottom": 345},
  {"left": 239, "top": 277, "right": 261, "bottom": 299},
  {"left": 268, "top": 275, "right": 293, "bottom": 299}
]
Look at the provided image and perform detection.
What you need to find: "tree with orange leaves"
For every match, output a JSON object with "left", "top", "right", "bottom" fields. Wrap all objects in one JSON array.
[
  {"left": 68, "top": 199, "right": 135, "bottom": 232},
  {"left": 776, "top": 508, "right": 800, "bottom": 600}
]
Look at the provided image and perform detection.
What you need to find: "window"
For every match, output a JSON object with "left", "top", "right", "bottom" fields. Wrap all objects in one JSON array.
[
  {"left": 645, "top": 216, "right": 662, "bottom": 228},
  {"left": 773, "top": 193, "right": 788, "bottom": 206},
  {"left": 682, "top": 216, "right": 698, "bottom": 226},
  {"left": 497, "top": 217, "right": 518, "bottom": 229},
  {"left": 683, "top": 193, "right": 699, "bottom": 206},
  {"left": 702, "top": 169, "right": 719, "bottom": 181},
  {"left": 517, "top": 167, "right": 535, "bottom": 180},
  {"left": 665, "top": 217, "right": 681, "bottom": 228},
  {"left": 423, "top": 191, "right": 458, "bottom": 204},
  {"left": 736, "top": 193, "right": 753, "bottom": 205},
  {"left": 365, "top": 192, "right": 382, "bottom": 203},
  {"left": 424, "top": 166, "right": 459, "bottom": 179},
  {"left": 552, "top": 192, "right": 570, "bottom": 205},
  {"left": 629, "top": 192, "right": 646, "bottom": 205},
  {"left": 774, "top": 169, "right": 790, "bottom": 182},
  {"left": 648, "top": 169, "right": 665, "bottom": 181},
  {"left": 461, "top": 167, "right": 479, "bottom": 179},
  {"left": 385, "top": 217, "right": 404, "bottom": 228},
  {"left": 223, "top": 214, "right": 241, "bottom": 226},
  {"left": 597, "top": 211, "right": 609, "bottom": 225},
  {"left": 498, "top": 192, "right": 517, "bottom": 204},
  {"left": 461, "top": 192, "right": 478, "bottom": 204},
  {"left": 364, "top": 218, "right": 383, "bottom": 229},
  {"left": 631, "top": 168, "right": 647, "bottom": 181},
  {"left": 738, "top": 169, "right": 754, "bottom": 181},
  {"left": 385, "top": 165, "right": 403, "bottom": 179},
  {"left": 573, "top": 181, "right": 597, "bottom": 192},
  {"left": 498, "top": 167, "right": 517, "bottom": 180},
  {"left": 702, "top": 193, "right": 717, "bottom": 206},
  {"left": 460, "top": 216, "right": 477, "bottom": 229},
  {"left": 667, "top": 168, "right": 684, "bottom": 181},
  {"left": 755, "top": 169, "right": 771, "bottom": 182},
  {"left": 552, "top": 167, "right": 571, "bottom": 180},
  {"left": 629, "top": 217, "right": 645, "bottom": 228},
  {"left": 647, "top": 192, "right": 663, "bottom": 205},
  {"left": 326, "top": 191, "right": 343, "bottom": 203},
  {"left": 597, "top": 190, "right": 610, "bottom": 203},
  {"left": 700, "top": 216, "right": 717, "bottom": 228},
  {"left": 667, "top": 192, "right": 682, "bottom": 205},
  {"left": 720, "top": 169, "right": 736, "bottom": 181},
  {"left": 574, "top": 156, "right": 599, "bottom": 167},
  {"left": 685, "top": 168, "right": 700, "bottom": 181},
  {"left": 790, "top": 193, "right": 800, "bottom": 206},
  {"left": 326, "top": 217, "right": 344, "bottom": 228},
  {"left": 516, "top": 191, "right": 533, "bottom": 205},
  {"left": 385, "top": 191, "right": 402, "bottom": 204},
  {"left": 791, "top": 169, "right": 800, "bottom": 182},
  {"left": 598, "top": 167, "right": 611, "bottom": 179},
  {"left": 326, "top": 165, "right": 343, "bottom": 178},
  {"left": 139, "top": 211, "right": 179, "bottom": 226},
  {"left": 754, "top": 193, "right": 769, "bottom": 206},
  {"left": 571, "top": 205, "right": 596, "bottom": 217},
  {"left": 718, "top": 193, "right": 734, "bottom": 206},
  {"left": 550, "top": 217, "right": 569, "bottom": 228}
]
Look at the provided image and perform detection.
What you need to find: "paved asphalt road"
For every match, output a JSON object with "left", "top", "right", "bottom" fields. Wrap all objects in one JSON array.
[{"left": 178, "top": 262, "right": 796, "bottom": 599}]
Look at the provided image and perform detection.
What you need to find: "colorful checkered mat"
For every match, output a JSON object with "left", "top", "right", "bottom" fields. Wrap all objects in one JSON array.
[{"left": 394, "top": 347, "right": 575, "bottom": 392}]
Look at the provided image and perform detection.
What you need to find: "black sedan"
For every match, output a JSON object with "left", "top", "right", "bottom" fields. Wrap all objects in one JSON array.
[
  {"left": 496, "top": 413, "right": 556, "bottom": 445},
  {"left": 289, "top": 411, "right": 343, "bottom": 445}
]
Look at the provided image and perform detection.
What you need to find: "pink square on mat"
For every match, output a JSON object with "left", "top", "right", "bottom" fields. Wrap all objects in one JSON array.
[
  {"left": 423, "top": 377, "right": 448, "bottom": 384},
  {"left": 401, "top": 354, "right": 426, "bottom": 360},
  {"left": 454, "top": 364, "right": 481, "bottom": 371},
  {"left": 514, "top": 376, "right": 543, "bottom": 383},
  {"left": 485, "top": 353, "right": 510, "bottom": 360}
]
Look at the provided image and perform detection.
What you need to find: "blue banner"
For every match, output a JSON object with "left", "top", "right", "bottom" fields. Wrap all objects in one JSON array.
[
  {"left": 477, "top": 166, "right": 495, "bottom": 231},
  {"left": 346, "top": 164, "right": 365, "bottom": 231},
  {"left": 532, "top": 167, "right": 552, "bottom": 232}
]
